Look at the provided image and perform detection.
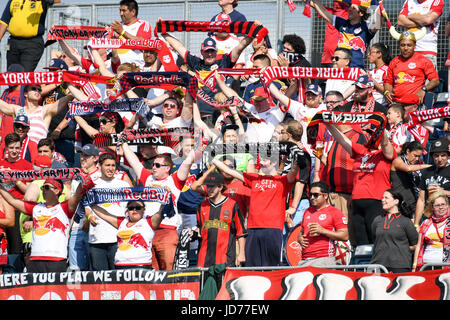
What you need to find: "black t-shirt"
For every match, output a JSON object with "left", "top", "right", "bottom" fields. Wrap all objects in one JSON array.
[{"left": 419, "top": 164, "right": 450, "bottom": 200}]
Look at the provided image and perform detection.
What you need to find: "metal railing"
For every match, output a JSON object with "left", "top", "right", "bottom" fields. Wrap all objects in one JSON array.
[{"left": 420, "top": 263, "right": 450, "bottom": 272}]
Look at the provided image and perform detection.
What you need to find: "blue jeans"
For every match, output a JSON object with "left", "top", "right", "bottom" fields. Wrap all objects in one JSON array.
[
  {"left": 89, "top": 243, "right": 117, "bottom": 271},
  {"left": 68, "top": 228, "right": 90, "bottom": 271}
]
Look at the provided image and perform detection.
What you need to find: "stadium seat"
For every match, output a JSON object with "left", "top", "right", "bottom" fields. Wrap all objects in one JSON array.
[{"left": 350, "top": 244, "right": 374, "bottom": 265}]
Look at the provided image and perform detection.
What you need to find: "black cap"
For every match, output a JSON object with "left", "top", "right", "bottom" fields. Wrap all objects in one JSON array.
[
  {"left": 221, "top": 124, "right": 239, "bottom": 136},
  {"left": 430, "top": 138, "right": 450, "bottom": 154},
  {"left": 204, "top": 172, "right": 225, "bottom": 186}
]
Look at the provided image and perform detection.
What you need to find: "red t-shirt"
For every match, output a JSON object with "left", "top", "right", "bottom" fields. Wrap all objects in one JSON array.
[
  {"left": 385, "top": 52, "right": 438, "bottom": 104},
  {"left": 321, "top": 2, "right": 349, "bottom": 64},
  {"left": 243, "top": 173, "right": 293, "bottom": 230},
  {"left": 0, "top": 158, "right": 33, "bottom": 199},
  {"left": 351, "top": 144, "right": 395, "bottom": 200},
  {"left": 301, "top": 205, "right": 347, "bottom": 259}
]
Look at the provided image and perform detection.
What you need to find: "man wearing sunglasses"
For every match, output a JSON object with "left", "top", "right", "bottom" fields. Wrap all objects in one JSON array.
[
  {"left": 0, "top": 84, "right": 74, "bottom": 144},
  {"left": 324, "top": 47, "right": 355, "bottom": 98},
  {"left": 297, "top": 181, "right": 349, "bottom": 267},
  {"left": 121, "top": 141, "right": 198, "bottom": 270}
]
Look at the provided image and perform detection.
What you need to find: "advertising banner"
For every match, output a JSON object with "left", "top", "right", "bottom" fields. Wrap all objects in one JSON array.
[
  {"left": 216, "top": 266, "right": 450, "bottom": 300},
  {"left": 0, "top": 269, "right": 201, "bottom": 300}
]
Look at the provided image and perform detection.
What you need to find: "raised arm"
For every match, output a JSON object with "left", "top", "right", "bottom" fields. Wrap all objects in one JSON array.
[
  {"left": 121, "top": 142, "right": 144, "bottom": 179},
  {"left": 58, "top": 39, "right": 82, "bottom": 66},
  {"left": 325, "top": 123, "right": 353, "bottom": 156},
  {"left": 0, "top": 99, "right": 20, "bottom": 117},
  {"left": 44, "top": 94, "right": 75, "bottom": 119},
  {"left": 212, "top": 157, "right": 244, "bottom": 182},
  {"left": 89, "top": 204, "right": 119, "bottom": 228},
  {"left": 176, "top": 149, "right": 196, "bottom": 182},
  {"left": 180, "top": 91, "right": 193, "bottom": 123},
  {"left": 0, "top": 185, "right": 26, "bottom": 213},
  {"left": 309, "top": 0, "right": 334, "bottom": 25}
]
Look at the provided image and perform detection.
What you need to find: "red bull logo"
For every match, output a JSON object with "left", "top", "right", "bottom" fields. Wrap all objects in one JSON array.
[
  {"left": 395, "top": 72, "right": 416, "bottom": 84},
  {"left": 118, "top": 230, "right": 149, "bottom": 251},
  {"left": 338, "top": 33, "right": 366, "bottom": 53},
  {"left": 34, "top": 216, "right": 67, "bottom": 236}
]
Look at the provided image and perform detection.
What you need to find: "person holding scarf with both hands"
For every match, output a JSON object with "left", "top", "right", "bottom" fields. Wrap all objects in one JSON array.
[
  {"left": 0, "top": 174, "right": 95, "bottom": 273},
  {"left": 413, "top": 191, "right": 450, "bottom": 272}
]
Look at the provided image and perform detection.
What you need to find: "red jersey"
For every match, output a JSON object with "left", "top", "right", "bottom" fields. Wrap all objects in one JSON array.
[
  {"left": 320, "top": 128, "right": 368, "bottom": 194},
  {"left": 385, "top": 52, "right": 438, "bottom": 104},
  {"left": 0, "top": 158, "right": 33, "bottom": 199},
  {"left": 0, "top": 136, "right": 38, "bottom": 164},
  {"left": 196, "top": 197, "right": 246, "bottom": 268},
  {"left": 243, "top": 173, "right": 293, "bottom": 230},
  {"left": 351, "top": 144, "right": 395, "bottom": 200},
  {"left": 301, "top": 205, "right": 347, "bottom": 259},
  {"left": 0, "top": 211, "right": 7, "bottom": 265}
]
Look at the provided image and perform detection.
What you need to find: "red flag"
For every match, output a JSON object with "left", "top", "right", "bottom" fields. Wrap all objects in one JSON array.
[
  {"left": 303, "top": 0, "right": 311, "bottom": 17},
  {"left": 287, "top": 0, "right": 297, "bottom": 12}
]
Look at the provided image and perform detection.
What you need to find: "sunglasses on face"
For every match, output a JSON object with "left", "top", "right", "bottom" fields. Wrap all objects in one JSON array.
[
  {"left": 163, "top": 103, "right": 177, "bottom": 109},
  {"left": 127, "top": 205, "right": 144, "bottom": 211},
  {"left": 100, "top": 119, "right": 112, "bottom": 125},
  {"left": 152, "top": 162, "right": 169, "bottom": 168},
  {"left": 14, "top": 123, "right": 29, "bottom": 130},
  {"left": 41, "top": 185, "right": 57, "bottom": 191},
  {"left": 331, "top": 56, "right": 347, "bottom": 62},
  {"left": 310, "top": 192, "right": 326, "bottom": 198},
  {"left": 29, "top": 86, "right": 42, "bottom": 93}
]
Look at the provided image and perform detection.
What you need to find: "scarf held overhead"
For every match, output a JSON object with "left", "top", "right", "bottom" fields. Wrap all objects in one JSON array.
[
  {"left": 155, "top": 20, "right": 269, "bottom": 43},
  {"left": 82, "top": 186, "right": 171, "bottom": 207},
  {"left": 68, "top": 98, "right": 147, "bottom": 117},
  {"left": 109, "top": 71, "right": 197, "bottom": 101},
  {"left": 45, "top": 25, "right": 112, "bottom": 46},
  {"left": 0, "top": 168, "right": 82, "bottom": 182},
  {"left": 307, "top": 111, "right": 387, "bottom": 149},
  {"left": 87, "top": 38, "right": 178, "bottom": 72},
  {"left": 0, "top": 70, "right": 114, "bottom": 86}
]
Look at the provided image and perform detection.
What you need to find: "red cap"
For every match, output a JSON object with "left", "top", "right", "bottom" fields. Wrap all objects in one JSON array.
[
  {"left": 34, "top": 155, "right": 52, "bottom": 168},
  {"left": 252, "top": 86, "right": 269, "bottom": 101},
  {"left": 44, "top": 179, "right": 63, "bottom": 193}
]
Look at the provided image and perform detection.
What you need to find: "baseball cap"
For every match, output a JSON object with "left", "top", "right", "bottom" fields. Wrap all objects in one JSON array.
[
  {"left": 44, "top": 58, "right": 69, "bottom": 71},
  {"left": 43, "top": 179, "right": 63, "bottom": 193},
  {"left": 7, "top": 64, "right": 25, "bottom": 73},
  {"left": 201, "top": 37, "right": 217, "bottom": 51},
  {"left": 221, "top": 123, "right": 239, "bottom": 136},
  {"left": 252, "top": 86, "right": 269, "bottom": 101},
  {"left": 204, "top": 172, "right": 225, "bottom": 186},
  {"left": 354, "top": 75, "right": 374, "bottom": 89},
  {"left": 305, "top": 84, "right": 322, "bottom": 95},
  {"left": 430, "top": 138, "right": 450, "bottom": 154},
  {"left": 215, "top": 13, "right": 231, "bottom": 22},
  {"left": 76, "top": 144, "right": 99, "bottom": 156},
  {"left": 14, "top": 114, "right": 30, "bottom": 127},
  {"left": 33, "top": 155, "right": 52, "bottom": 168}
]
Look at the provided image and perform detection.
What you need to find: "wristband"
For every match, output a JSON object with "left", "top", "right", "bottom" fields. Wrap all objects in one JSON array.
[
  {"left": 414, "top": 224, "right": 419, "bottom": 228},
  {"left": 120, "top": 29, "right": 126, "bottom": 37},
  {"left": 383, "top": 90, "right": 390, "bottom": 96}
]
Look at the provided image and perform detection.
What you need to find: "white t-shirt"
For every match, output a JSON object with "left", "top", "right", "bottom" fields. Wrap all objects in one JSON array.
[
  {"left": 115, "top": 216, "right": 156, "bottom": 266},
  {"left": 148, "top": 115, "right": 192, "bottom": 129},
  {"left": 287, "top": 100, "right": 327, "bottom": 155},
  {"left": 244, "top": 102, "right": 286, "bottom": 143},
  {"left": 369, "top": 65, "right": 389, "bottom": 106},
  {"left": 422, "top": 222, "right": 444, "bottom": 264},
  {"left": 118, "top": 19, "right": 152, "bottom": 68},
  {"left": 139, "top": 170, "right": 186, "bottom": 229},
  {"left": 213, "top": 34, "right": 245, "bottom": 66},
  {"left": 88, "top": 177, "right": 129, "bottom": 244},
  {"left": 325, "top": 79, "right": 354, "bottom": 98},
  {"left": 400, "top": 0, "right": 444, "bottom": 55}
]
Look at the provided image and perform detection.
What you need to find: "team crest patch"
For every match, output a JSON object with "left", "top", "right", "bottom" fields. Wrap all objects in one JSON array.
[{"left": 408, "top": 63, "right": 416, "bottom": 69}]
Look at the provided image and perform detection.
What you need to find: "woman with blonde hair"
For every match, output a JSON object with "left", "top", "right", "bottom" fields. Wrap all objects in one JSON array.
[{"left": 412, "top": 191, "right": 450, "bottom": 271}]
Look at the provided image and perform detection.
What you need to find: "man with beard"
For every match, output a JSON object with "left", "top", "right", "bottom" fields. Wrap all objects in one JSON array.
[{"left": 337, "top": 75, "right": 386, "bottom": 115}]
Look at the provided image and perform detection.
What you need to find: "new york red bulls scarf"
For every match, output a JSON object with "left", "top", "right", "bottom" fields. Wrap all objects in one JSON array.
[
  {"left": 0, "top": 70, "right": 114, "bottom": 86},
  {"left": 108, "top": 71, "right": 197, "bottom": 101},
  {"left": 407, "top": 106, "right": 450, "bottom": 128},
  {"left": 87, "top": 38, "right": 178, "bottom": 72},
  {"left": 154, "top": 20, "right": 269, "bottom": 43},
  {"left": 68, "top": 98, "right": 147, "bottom": 117},
  {"left": 307, "top": 111, "right": 387, "bottom": 150},
  {"left": 260, "top": 66, "right": 362, "bottom": 86}
]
